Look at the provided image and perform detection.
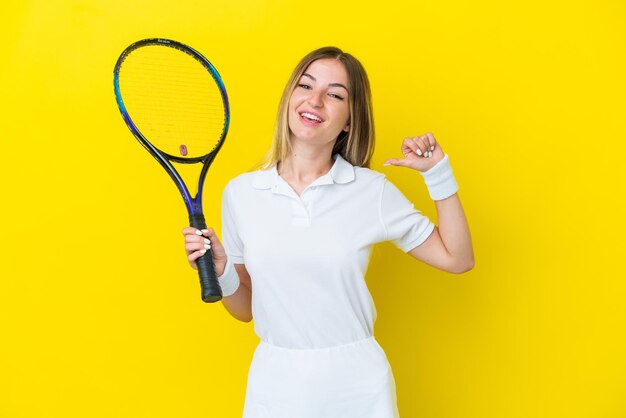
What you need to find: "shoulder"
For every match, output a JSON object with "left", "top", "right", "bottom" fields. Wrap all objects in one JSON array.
[
  {"left": 353, "top": 167, "right": 410, "bottom": 204},
  {"left": 353, "top": 166, "right": 388, "bottom": 187},
  {"left": 222, "top": 171, "right": 263, "bottom": 212},
  {"left": 224, "top": 170, "right": 266, "bottom": 192}
]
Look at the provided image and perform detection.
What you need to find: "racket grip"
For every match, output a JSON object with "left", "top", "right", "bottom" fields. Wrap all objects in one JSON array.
[{"left": 189, "top": 214, "right": 223, "bottom": 303}]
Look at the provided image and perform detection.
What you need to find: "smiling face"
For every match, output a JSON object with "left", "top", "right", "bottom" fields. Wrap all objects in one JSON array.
[{"left": 287, "top": 58, "right": 351, "bottom": 147}]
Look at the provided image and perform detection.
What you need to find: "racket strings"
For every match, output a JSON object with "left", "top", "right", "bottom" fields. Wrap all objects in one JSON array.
[{"left": 118, "top": 46, "right": 227, "bottom": 159}]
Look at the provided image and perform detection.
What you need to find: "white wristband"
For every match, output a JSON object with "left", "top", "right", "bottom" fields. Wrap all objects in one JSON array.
[
  {"left": 419, "top": 154, "right": 459, "bottom": 200},
  {"left": 217, "top": 257, "right": 240, "bottom": 297}
]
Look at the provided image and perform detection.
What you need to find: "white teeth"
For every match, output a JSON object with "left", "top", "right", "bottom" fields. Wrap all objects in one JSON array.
[{"left": 300, "top": 112, "right": 322, "bottom": 122}]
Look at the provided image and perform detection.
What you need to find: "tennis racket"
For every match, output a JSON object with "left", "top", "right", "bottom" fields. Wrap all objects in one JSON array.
[{"left": 113, "top": 38, "right": 229, "bottom": 303}]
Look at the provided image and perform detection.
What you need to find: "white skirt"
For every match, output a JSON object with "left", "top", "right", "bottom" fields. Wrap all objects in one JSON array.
[{"left": 242, "top": 336, "right": 400, "bottom": 418}]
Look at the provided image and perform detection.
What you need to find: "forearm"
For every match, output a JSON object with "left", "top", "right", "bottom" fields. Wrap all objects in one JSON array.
[
  {"left": 434, "top": 193, "right": 474, "bottom": 271},
  {"left": 220, "top": 265, "right": 253, "bottom": 322}
]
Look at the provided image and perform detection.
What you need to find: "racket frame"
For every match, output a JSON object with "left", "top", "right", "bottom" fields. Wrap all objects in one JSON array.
[{"left": 113, "top": 38, "right": 230, "bottom": 302}]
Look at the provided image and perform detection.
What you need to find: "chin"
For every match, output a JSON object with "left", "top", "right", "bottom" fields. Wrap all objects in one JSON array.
[{"left": 291, "top": 133, "right": 321, "bottom": 144}]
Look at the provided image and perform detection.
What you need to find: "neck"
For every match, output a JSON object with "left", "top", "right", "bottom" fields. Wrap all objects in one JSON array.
[{"left": 278, "top": 147, "right": 335, "bottom": 183}]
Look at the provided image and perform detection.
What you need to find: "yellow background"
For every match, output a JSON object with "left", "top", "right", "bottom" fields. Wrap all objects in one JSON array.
[{"left": 1, "top": 1, "right": 624, "bottom": 417}]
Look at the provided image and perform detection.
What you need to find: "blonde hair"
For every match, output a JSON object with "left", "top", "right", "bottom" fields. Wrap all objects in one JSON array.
[{"left": 254, "top": 47, "right": 375, "bottom": 170}]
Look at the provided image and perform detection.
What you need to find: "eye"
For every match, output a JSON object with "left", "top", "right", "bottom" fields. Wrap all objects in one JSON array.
[
  {"left": 329, "top": 93, "right": 344, "bottom": 100},
  {"left": 298, "top": 83, "right": 311, "bottom": 90}
]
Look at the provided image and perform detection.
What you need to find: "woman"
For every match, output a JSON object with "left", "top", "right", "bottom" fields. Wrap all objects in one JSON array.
[{"left": 182, "top": 47, "right": 474, "bottom": 418}]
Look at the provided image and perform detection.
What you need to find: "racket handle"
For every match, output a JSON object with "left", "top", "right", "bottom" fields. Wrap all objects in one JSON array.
[{"left": 189, "top": 214, "right": 223, "bottom": 303}]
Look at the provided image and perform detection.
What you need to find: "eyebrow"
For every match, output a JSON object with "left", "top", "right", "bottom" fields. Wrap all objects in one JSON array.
[{"left": 302, "top": 73, "right": 349, "bottom": 93}]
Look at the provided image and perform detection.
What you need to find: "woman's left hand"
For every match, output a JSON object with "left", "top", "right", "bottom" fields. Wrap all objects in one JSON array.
[{"left": 384, "top": 132, "right": 445, "bottom": 173}]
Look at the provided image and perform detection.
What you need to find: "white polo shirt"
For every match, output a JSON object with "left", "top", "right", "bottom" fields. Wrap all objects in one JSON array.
[{"left": 222, "top": 153, "right": 435, "bottom": 349}]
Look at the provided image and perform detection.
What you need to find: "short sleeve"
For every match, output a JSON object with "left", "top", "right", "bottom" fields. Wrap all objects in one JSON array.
[
  {"left": 380, "top": 179, "right": 435, "bottom": 252},
  {"left": 221, "top": 182, "right": 245, "bottom": 264}
]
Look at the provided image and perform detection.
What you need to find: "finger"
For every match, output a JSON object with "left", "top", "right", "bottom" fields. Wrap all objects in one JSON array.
[
  {"left": 202, "top": 230, "right": 223, "bottom": 253},
  {"left": 384, "top": 158, "right": 410, "bottom": 167},
  {"left": 182, "top": 227, "right": 209, "bottom": 238},
  {"left": 425, "top": 132, "right": 436, "bottom": 152},
  {"left": 185, "top": 234, "right": 211, "bottom": 246},
  {"left": 412, "top": 136, "right": 427, "bottom": 157},
  {"left": 418, "top": 135, "right": 434, "bottom": 158},
  {"left": 420, "top": 135, "right": 433, "bottom": 158},
  {"left": 207, "top": 232, "right": 222, "bottom": 246},
  {"left": 203, "top": 227, "right": 221, "bottom": 241},
  {"left": 401, "top": 137, "right": 418, "bottom": 156},
  {"left": 182, "top": 227, "right": 201, "bottom": 236},
  {"left": 186, "top": 242, "right": 211, "bottom": 253},
  {"left": 188, "top": 248, "right": 207, "bottom": 264},
  {"left": 201, "top": 227, "right": 216, "bottom": 237}
]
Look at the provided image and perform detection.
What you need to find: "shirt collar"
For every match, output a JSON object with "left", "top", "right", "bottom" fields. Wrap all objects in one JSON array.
[{"left": 252, "top": 153, "right": 356, "bottom": 190}]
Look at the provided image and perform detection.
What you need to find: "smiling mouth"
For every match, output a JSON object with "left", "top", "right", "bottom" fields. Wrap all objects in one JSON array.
[{"left": 299, "top": 112, "right": 324, "bottom": 123}]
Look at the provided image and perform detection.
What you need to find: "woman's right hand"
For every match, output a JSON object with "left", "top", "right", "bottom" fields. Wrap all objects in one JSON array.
[{"left": 181, "top": 227, "right": 228, "bottom": 277}]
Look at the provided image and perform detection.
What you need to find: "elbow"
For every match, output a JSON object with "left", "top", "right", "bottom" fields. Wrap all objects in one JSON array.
[
  {"left": 220, "top": 298, "right": 253, "bottom": 322},
  {"left": 231, "top": 308, "right": 253, "bottom": 323},
  {"left": 450, "top": 257, "right": 475, "bottom": 274},
  {"left": 229, "top": 311, "right": 253, "bottom": 323},
  {"left": 235, "top": 305, "right": 253, "bottom": 323}
]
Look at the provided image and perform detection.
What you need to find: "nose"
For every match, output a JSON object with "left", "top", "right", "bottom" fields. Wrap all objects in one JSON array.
[{"left": 307, "top": 89, "right": 324, "bottom": 108}]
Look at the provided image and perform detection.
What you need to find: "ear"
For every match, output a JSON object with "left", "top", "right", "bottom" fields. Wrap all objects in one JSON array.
[{"left": 343, "top": 122, "right": 350, "bottom": 132}]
